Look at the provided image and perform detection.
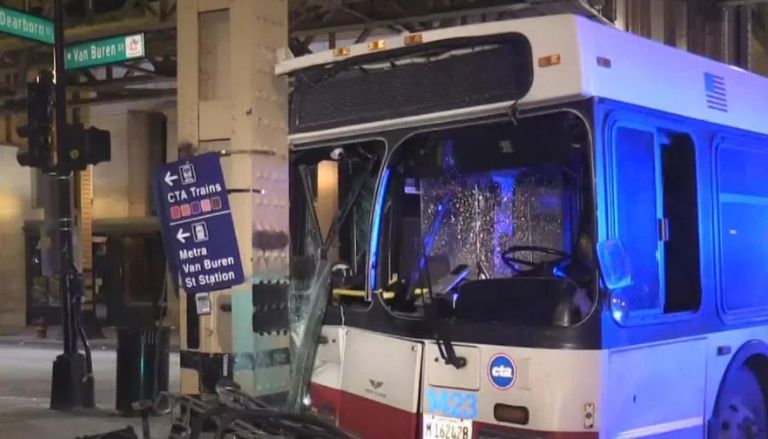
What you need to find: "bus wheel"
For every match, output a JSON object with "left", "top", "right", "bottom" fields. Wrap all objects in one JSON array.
[{"left": 714, "top": 360, "right": 767, "bottom": 439}]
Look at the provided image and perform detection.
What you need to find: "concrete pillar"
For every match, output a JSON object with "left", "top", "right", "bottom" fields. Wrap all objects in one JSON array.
[
  {"left": 126, "top": 112, "right": 154, "bottom": 217},
  {"left": 626, "top": 0, "right": 651, "bottom": 38},
  {"left": 752, "top": 35, "right": 768, "bottom": 76},
  {"left": 0, "top": 146, "right": 33, "bottom": 327},
  {"left": 90, "top": 107, "right": 130, "bottom": 218},
  {"left": 649, "top": 0, "right": 665, "bottom": 43},
  {"left": 671, "top": 0, "right": 688, "bottom": 50},
  {"left": 613, "top": 0, "right": 628, "bottom": 31},
  {"left": 177, "top": 0, "right": 289, "bottom": 396}
]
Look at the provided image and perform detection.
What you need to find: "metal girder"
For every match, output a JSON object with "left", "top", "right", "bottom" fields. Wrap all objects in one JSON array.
[
  {"left": 0, "top": 87, "right": 175, "bottom": 114},
  {"left": 720, "top": 0, "right": 768, "bottom": 5},
  {"left": 69, "top": 88, "right": 175, "bottom": 107},
  {"left": 69, "top": 74, "right": 175, "bottom": 92},
  {"left": 289, "top": 0, "right": 608, "bottom": 58},
  {"left": 290, "top": 0, "right": 608, "bottom": 37},
  {"left": 290, "top": 3, "right": 535, "bottom": 36}
]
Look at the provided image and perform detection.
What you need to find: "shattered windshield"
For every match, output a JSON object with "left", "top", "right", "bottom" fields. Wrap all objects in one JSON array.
[
  {"left": 373, "top": 113, "right": 595, "bottom": 323},
  {"left": 286, "top": 141, "right": 383, "bottom": 409},
  {"left": 420, "top": 168, "right": 570, "bottom": 280}
]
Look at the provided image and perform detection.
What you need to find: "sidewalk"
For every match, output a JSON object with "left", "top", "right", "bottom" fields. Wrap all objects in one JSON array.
[
  {"left": 0, "top": 326, "right": 181, "bottom": 351},
  {"left": 0, "top": 342, "right": 180, "bottom": 439}
]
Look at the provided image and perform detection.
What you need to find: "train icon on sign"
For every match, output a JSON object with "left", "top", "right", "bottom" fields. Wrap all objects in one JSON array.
[
  {"left": 192, "top": 222, "right": 209, "bottom": 243},
  {"left": 179, "top": 164, "right": 196, "bottom": 185}
]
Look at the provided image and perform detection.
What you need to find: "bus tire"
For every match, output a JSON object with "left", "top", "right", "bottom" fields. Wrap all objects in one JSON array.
[{"left": 709, "top": 341, "right": 768, "bottom": 439}]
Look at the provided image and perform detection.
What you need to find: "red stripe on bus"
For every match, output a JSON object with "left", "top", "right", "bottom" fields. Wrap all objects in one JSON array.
[
  {"left": 309, "top": 382, "right": 342, "bottom": 419},
  {"left": 310, "top": 382, "right": 599, "bottom": 439},
  {"left": 311, "top": 382, "right": 419, "bottom": 439},
  {"left": 474, "top": 420, "right": 599, "bottom": 439}
]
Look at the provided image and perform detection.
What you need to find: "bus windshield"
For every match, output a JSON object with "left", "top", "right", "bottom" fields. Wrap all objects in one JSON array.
[
  {"left": 419, "top": 166, "right": 570, "bottom": 280},
  {"left": 375, "top": 113, "right": 596, "bottom": 326}
]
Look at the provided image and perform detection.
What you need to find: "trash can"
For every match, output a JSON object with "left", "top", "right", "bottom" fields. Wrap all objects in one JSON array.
[{"left": 116, "top": 326, "right": 170, "bottom": 416}]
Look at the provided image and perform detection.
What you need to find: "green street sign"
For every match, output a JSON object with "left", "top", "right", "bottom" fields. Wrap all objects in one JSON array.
[
  {"left": 0, "top": 6, "right": 145, "bottom": 70},
  {"left": 65, "top": 33, "right": 145, "bottom": 70},
  {"left": 0, "top": 6, "right": 53, "bottom": 44}
]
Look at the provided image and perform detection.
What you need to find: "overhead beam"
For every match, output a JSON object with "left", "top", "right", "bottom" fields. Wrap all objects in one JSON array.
[
  {"left": 69, "top": 75, "right": 176, "bottom": 91},
  {"left": 290, "top": 2, "right": 609, "bottom": 37},
  {"left": 0, "top": 87, "right": 176, "bottom": 113},
  {"left": 720, "top": 0, "right": 768, "bottom": 5},
  {"left": 290, "top": 4, "right": 533, "bottom": 37},
  {"left": 69, "top": 88, "right": 176, "bottom": 107}
]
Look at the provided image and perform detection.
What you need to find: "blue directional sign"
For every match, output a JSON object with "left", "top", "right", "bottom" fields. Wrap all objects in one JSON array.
[{"left": 156, "top": 152, "right": 244, "bottom": 294}]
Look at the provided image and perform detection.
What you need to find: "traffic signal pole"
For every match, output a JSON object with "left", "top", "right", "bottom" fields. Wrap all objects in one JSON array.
[
  {"left": 49, "top": 0, "right": 94, "bottom": 410},
  {"left": 53, "top": 0, "right": 73, "bottom": 357}
]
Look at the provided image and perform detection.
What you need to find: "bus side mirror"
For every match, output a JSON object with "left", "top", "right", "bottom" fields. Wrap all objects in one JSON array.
[{"left": 596, "top": 239, "right": 632, "bottom": 290}]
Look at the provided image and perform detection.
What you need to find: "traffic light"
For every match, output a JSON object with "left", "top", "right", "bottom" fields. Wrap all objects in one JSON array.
[
  {"left": 15, "top": 69, "right": 111, "bottom": 173},
  {"left": 16, "top": 70, "right": 54, "bottom": 171},
  {"left": 61, "top": 123, "right": 111, "bottom": 172}
]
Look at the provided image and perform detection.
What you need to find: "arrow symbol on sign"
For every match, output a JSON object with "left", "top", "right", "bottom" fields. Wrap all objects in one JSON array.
[
  {"left": 176, "top": 228, "right": 191, "bottom": 244},
  {"left": 164, "top": 171, "right": 178, "bottom": 187}
]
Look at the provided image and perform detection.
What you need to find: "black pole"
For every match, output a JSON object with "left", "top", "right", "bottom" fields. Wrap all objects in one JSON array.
[
  {"left": 53, "top": 0, "right": 74, "bottom": 356},
  {"left": 50, "top": 0, "right": 94, "bottom": 410}
]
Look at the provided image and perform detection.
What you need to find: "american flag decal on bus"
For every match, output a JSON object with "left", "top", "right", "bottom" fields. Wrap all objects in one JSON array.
[{"left": 704, "top": 72, "right": 728, "bottom": 112}]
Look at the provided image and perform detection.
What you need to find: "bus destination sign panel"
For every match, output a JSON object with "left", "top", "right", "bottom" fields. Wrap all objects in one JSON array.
[{"left": 157, "top": 153, "right": 244, "bottom": 294}]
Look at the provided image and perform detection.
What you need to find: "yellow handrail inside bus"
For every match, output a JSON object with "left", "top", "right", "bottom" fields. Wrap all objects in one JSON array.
[
  {"left": 332, "top": 288, "right": 429, "bottom": 300},
  {"left": 332, "top": 289, "right": 395, "bottom": 300}
]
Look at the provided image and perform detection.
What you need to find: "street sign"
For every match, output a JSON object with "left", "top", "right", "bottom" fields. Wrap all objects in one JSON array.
[
  {"left": 65, "top": 33, "right": 145, "bottom": 70},
  {"left": 0, "top": 5, "right": 53, "bottom": 44},
  {"left": 156, "top": 153, "right": 244, "bottom": 294},
  {"left": 0, "top": 7, "right": 146, "bottom": 69}
]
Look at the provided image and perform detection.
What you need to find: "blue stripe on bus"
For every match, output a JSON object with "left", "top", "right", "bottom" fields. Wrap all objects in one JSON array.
[{"left": 720, "top": 192, "right": 768, "bottom": 205}]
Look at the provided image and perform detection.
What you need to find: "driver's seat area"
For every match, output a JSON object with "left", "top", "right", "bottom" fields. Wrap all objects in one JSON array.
[{"left": 452, "top": 277, "right": 584, "bottom": 327}]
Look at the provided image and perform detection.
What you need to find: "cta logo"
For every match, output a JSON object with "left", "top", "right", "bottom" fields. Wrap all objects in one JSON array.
[{"left": 488, "top": 353, "right": 516, "bottom": 390}]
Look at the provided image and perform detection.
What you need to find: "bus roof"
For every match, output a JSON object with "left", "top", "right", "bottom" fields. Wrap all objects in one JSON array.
[{"left": 277, "top": 14, "right": 768, "bottom": 140}]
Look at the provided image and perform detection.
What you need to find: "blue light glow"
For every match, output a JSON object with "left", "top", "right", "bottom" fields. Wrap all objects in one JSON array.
[
  {"left": 492, "top": 174, "right": 516, "bottom": 275},
  {"left": 369, "top": 168, "right": 391, "bottom": 291},
  {"left": 423, "top": 197, "right": 449, "bottom": 256},
  {"left": 610, "top": 296, "right": 628, "bottom": 322}
]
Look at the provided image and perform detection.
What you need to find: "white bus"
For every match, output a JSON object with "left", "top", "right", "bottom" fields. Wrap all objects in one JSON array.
[{"left": 278, "top": 13, "right": 768, "bottom": 439}]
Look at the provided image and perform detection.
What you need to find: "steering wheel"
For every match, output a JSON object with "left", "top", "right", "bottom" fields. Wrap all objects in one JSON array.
[{"left": 501, "top": 245, "right": 572, "bottom": 276}]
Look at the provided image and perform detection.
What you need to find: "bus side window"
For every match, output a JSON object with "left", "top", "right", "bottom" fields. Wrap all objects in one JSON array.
[
  {"left": 661, "top": 134, "right": 701, "bottom": 313},
  {"left": 613, "top": 126, "right": 663, "bottom": 313},
  {"left": 716, "top": 143, "right": 768, "bottom": 313},
  {"left": 611, "top": 125, "right": 701, "bottom": 319}
]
